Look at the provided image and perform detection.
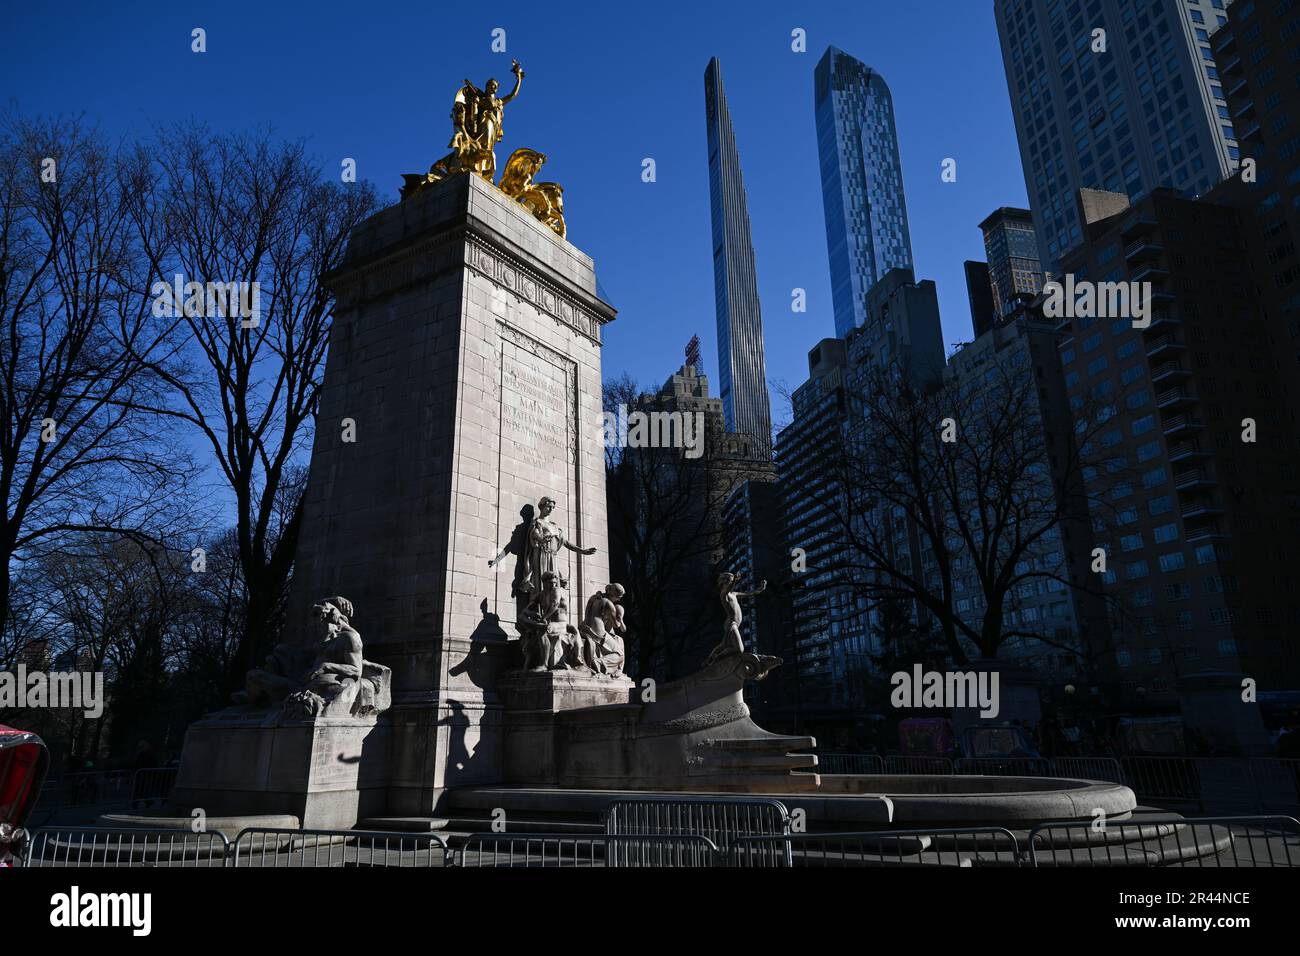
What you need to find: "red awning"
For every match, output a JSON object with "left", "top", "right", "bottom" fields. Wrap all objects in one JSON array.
[{"left": 0, "top": 725, "right": 49, "bottom": 828}]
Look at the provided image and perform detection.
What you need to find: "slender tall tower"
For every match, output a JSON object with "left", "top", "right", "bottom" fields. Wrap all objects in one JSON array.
[
  {"left": 815, "top": 46, "right": 915, "bottom": 339},
  {"left": 704, "top": 57, "right": 772, "bottom": 452}
]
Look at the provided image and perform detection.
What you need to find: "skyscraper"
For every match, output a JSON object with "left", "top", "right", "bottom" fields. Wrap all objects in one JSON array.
[
  {"left": 815, "top": 46, "right": 915, "bottom": 339},
  {"left": 704, "top": 57, "right": 773, "bottom": 450},
  {"left": 1208, "top": 0, "right": 1300, "bottom": 436},
  {"left": 1057, "top": 186, "right": 1300, "bottom": 702},
  {"left": 994, "top": 0, "right": 1238, "bottom": 272},
  {"left": 774, "top": 338, "right": 861, "bottom": 715},
  {"left": 979, "top": 207, "right": 1045, "bottom": 315},
  {"left": 964, "top": 260, "right": 998, "bottom": 339}
]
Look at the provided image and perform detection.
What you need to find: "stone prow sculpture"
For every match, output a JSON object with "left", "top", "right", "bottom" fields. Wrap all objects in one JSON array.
[{"left": 502, "top": 651, "right": 818, "bottom": 794}]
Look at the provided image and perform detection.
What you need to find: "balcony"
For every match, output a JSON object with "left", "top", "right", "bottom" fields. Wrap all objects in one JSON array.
[
  {"left": 1167, "top": 440, "right": 1210, "bottom": 464},
  {"left": 1219, "top": 54, "right": 1242, "bottom": 75},
  {"left": 1186, "top": 523, "right": 1229, "bottom": 541},
  {"left": 1121, "top": 215, "right": 1158, "bottom": 240},
  {"left": 1181, "top": 498, "right": 1225, "bottom": 519},
  {"left": 1125, "top": 238, "right": 1165, "bottom": 262},
  {"left": 1174, "top": 467, "right": 1217, "bottom": 491},
  {"left": 1146, "top": 334, "right": 1187, "bottom": 359},
  {"left": 1157, "top": 386, "right": 1197, "bottom": 410},
  {"left": 1131, "top": 264, "right": 1171, "bottom": 284},
  {"left": 1151, "top": 361, "right": 1191, "bottom": 384},
  {"left": 1212, "top": 30, "right": 1236, "bottom": 57},
  {"left": 1162, "top": 413, "right": 1204, "bottom": 438},
  {"left": 1239, "top": 120, "right": 1262, "bottom": 142},
  {"left": 1145, "top": 311, "right": 1181, "bottom": 333},
  {"left": 1227, "top": 75, "right": 1249, "bottom": 99},
  {"left": 1232, "top": 98, "right": 1256, "bottom": 121}
]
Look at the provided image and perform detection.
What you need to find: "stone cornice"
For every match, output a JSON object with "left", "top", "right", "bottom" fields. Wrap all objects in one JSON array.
[{"left": 323, "top": 186, "right": 616, "bottom": 346}]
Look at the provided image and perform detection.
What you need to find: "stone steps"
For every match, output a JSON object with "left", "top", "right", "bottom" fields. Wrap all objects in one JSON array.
[
  {"left": 701, "top": 750, "right": 819, "bottom": 771},
  {"left": 716, "top": 736, "right": 817, "bottom": 752},
  {"left": 360, "top": 816, "right": 451, "bottom": 833}
]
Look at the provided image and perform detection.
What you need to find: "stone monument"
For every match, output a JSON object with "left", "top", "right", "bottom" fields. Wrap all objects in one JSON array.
[
  {"left": 281, "top": 61, "right": 613, "bottom": 821},
  {"left": 169, "top": 64, "right": 820, "bottom": 830}
]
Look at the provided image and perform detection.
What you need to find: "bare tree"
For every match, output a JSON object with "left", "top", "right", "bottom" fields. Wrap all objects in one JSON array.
[
  {"left": 0, "top": 114, "right": 187, "bottom": 637},
  {"left": 131, "top": 127, "right": 381, "bottom": 688},
  {"left": 802, "top": 353, "right": 1122, "bottom": 668},
  {"left": 604, "top": 374, "right": 765, "bottom": 679}
]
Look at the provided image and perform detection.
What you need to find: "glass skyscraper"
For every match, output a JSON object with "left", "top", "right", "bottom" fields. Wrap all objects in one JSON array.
[
  {"left": 815, "top": 46, "right": 915, "bottom": 339},
  {"left": 994, "top": 0, "right": 1238, "bottom": 272},
  {"left": 704, "top": 57, "right": 773, "bottom": 451}
]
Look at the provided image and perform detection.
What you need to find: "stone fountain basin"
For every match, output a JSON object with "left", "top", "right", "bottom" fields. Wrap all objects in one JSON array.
[
  {"left": 811, "top": 773, "right": 1136, "bottom": 826},
  {"left": 444, "top": 773, "right": 1137, "bottom": 832}
]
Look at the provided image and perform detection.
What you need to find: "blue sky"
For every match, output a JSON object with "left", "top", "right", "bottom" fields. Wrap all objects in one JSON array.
[{"left": 2, "top": 0, "right": 1028, "bottom": 425}]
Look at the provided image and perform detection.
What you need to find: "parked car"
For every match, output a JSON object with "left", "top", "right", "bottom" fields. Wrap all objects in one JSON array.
[{"left": 0, "top": 724, "right": 49, "bottom": 866}]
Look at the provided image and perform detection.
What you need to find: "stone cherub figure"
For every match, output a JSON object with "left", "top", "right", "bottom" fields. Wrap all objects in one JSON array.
[
  {"left": 703, "top": 573, "right": 767, "bottom": 667},
  {"left": 233, "top": 596, "right": 391, "bottom": 719},
  {"left": 519, "top": 571, "right": 575, "bottom": 671},
  {"left": 579, "top": 583, "right": 628, "bottom": 677},
  {"left": 516, "top": 576, "right": 629, "bottom": 678}
]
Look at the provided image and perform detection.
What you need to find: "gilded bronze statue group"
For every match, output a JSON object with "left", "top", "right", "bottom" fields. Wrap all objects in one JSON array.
[{"left": 402, "top": 59, "right": 567, "bottom": 238}]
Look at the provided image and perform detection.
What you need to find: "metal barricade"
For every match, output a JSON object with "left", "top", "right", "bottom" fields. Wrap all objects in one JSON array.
[
  {"left": 603, "top": 796, "right": 790, "bottom": 856},
  {"left": 130, "top": 766, "right": 178, "bottom": 810},
  {"left": 956, "top": 757, "right": 1050, "bottom": 776},
  {"left": 455, "top": 832, "right": 720, "bottom": 867},
  {"left": 1027, "top": 815, "right": 1300, "bottom": 867},
  {"left": 1121, "top": 756, "right": 1202, "bottom": 807},
  {"left": 728, "top": 827, "right": 1023, "bottom": 868},
  {"left": 883, "top": 754, "right": 955, "bottom": 775},
  {"left": 231, "top": 828, "right": 449, "bottom": 867},
  {"left": 815, "top": 753, "right": 886, "bottom": 774},
  {"left": 1249, "top": 758, "right": 1300, "bottom": 813},
  {"left": 1049, "top": 756, "right": 1126, "bottom": 784},
  {"left": 39, "top": 770, "right": 135, "bottom": 812},
  {"left": 25, "top": 826, "right": 230, "bottom": 867}
]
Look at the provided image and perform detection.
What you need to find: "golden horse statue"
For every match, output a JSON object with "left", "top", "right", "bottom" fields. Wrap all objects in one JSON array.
[{"left": 497, "top": 148, "right": 566, "bottom": 239}]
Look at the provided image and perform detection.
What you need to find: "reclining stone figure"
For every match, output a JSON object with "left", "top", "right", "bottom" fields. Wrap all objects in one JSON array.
[{"left": 233, "top": 596, "right": 391, "bottom": 719}]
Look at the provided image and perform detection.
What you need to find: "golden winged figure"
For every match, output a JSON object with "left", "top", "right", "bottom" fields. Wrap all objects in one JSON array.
[{"left": 400, "top": 60, "right": 567, "bottom": 239}]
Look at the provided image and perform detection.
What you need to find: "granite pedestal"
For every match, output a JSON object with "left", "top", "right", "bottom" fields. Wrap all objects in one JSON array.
[{"left": 286, "top": 172, "right": 616, "bottom": 818}]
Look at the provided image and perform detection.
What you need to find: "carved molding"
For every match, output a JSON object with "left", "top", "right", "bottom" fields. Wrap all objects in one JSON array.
[
  {"left": 467, "top": 238, "right": 603, "bottom": 345},
  {"left": 326, "top": 232, "right": 610, "bottom": 349}
]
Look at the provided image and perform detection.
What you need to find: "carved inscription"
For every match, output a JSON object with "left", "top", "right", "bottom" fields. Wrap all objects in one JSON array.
[{"left": 501, "top": 346, "right": 570, "bottom": 474}]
